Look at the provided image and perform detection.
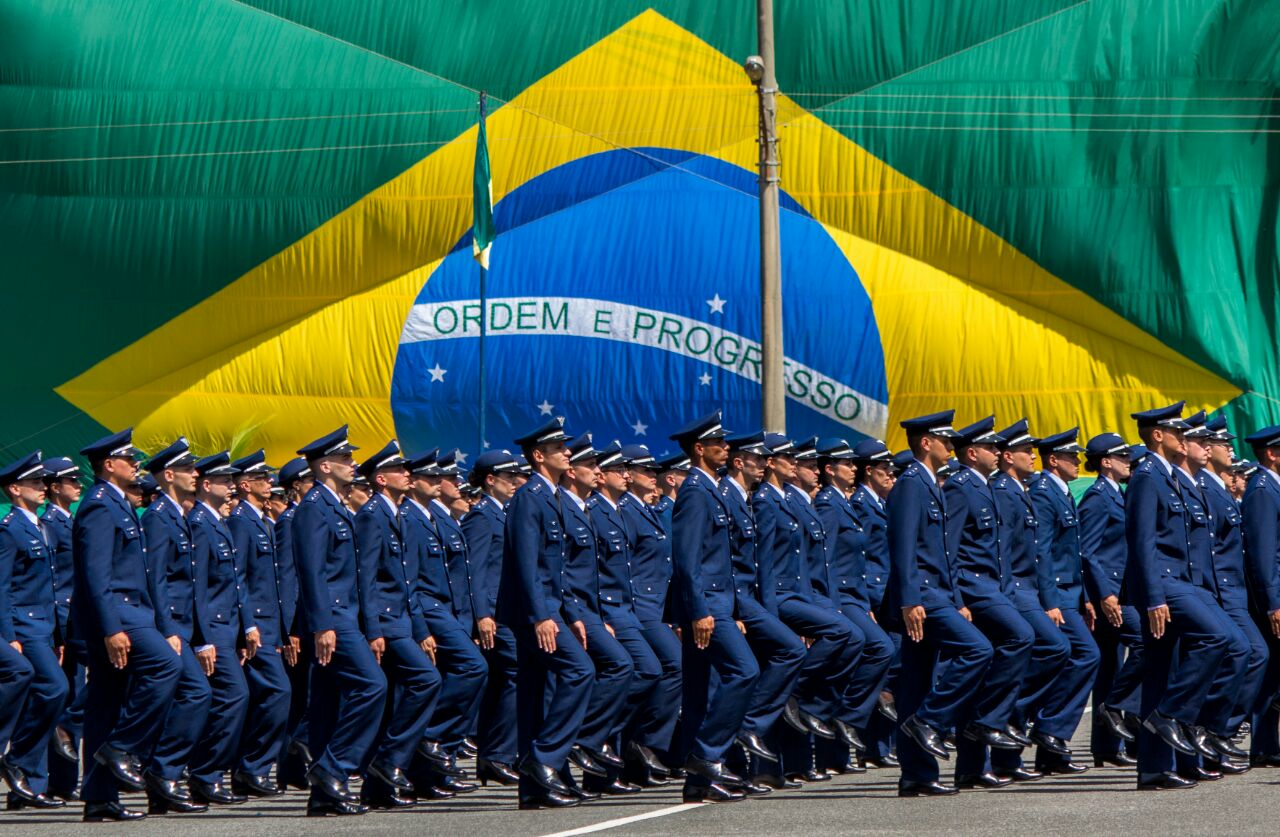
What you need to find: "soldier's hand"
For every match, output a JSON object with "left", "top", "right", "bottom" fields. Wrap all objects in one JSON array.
[
  {"left": 104, "top": 632, "right": 130, "bottom": 669},
  {"left": 1148, "top": 604, "right": 1171, "bottom": 639},
  {"left": 868, "top": 610, "right": 878, "bottom": 624},
  {"left": 196, "top": 646, "right": 216, "bottom": 676},
  {"left": 9, "top": 639, "right": 23, "bottom": 655},
  {"left": 314, "top": 629, "right": 337, "bottom": 665},
  {"left": 604, "top": 623, "right": 616, "bottom": 637},
  {"left": 534, "top": 619, "right": 559, "bottom": 654},
  {"left": 572, "top": 620, "right": 588, "bottom": 650},
  {"left": 1045, "top": 607, "right": 1065, "bottom": 627},
  {"left": 1083, "top": 602, "right": 1097, "bottom": 632},
  {"left": 369, "top": 637, "right": 386, "bottom": 664},
  {"left": 1101, "top": 595, "right": 1124, "bottom": 628},
  {"left": 1269, "top": 609, "right": 1280, "bottom": 639},
  {"left": 245, "top": 628, "right": 262, "bottom": 660},
  {"left": 283, "top": 636, "right": 300, "bottom": 666},
  {"left": 902, "top": 605, "right": 926, "bottom": 642},
  {"left": 476, "top": 616, "right": 497, "bottom": 651},
  {"left": 421, "top": 635, "right": 437, "bottom": 664},
  {"left": 692, "top": 616, "right": 715, "bottom": 649},
  {"left": 958, "top": 606, "right": 973, "bottom": 622},
  {"left": 166, "top": 635, "right": 182, "bottom": 656},
  {"left": 736, "top": 620, "right": 747, "bottom": 635}
]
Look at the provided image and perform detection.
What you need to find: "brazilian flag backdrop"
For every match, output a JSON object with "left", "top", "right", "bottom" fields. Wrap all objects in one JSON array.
[{"left": 1, "top": 0, "right": 1276, "bottom": 464}]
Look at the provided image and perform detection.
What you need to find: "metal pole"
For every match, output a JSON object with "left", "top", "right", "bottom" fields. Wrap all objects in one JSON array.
[
  {"left": 477, "top": 93, "right": 488, "bottom": 454},
  {"left": 756, "top": 0, "right": 785, "bottom": 433}
]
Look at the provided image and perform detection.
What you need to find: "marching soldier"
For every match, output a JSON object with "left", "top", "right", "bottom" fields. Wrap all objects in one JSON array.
[
  {"left": 275, "top": 457, "right": 313, "bottom": 790},
  {"left": 1242, "top": 423, "right": 1280, "bottom": 766}
]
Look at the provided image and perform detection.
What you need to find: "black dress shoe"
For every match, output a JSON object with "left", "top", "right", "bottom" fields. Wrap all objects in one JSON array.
[
  {"left": 801, "top": 711, "right": 836, "bottom": 740},
  {"left": 50, "top": 788, "right": 80, "bottom": 802},
  {"left": 740, "top": 780, "right": 773, "bottom": 796},
  {"left": 792, "top": 769, "right": 831, "bottom": 783},
  {"left": 1142, "top": 712, "right": 1197, "bottom": 756},
  {"left": 955, "top": 772, "right": 1012, "bottom": 789},
  {"left": 1251, "top": 754, "right": 1280, "bottom": 768},
  {"left": 625, "top": 740, "right": 671, "bottom": 777},
  {"left": 834, "top": 719, "right": 865, "bottom": 752},
  {"left": 84, "top": 801, "right": 147, "bottom": 821},
  {"left": 562, "top": 783, "right": 601, "bottom": 801},
  {"left": 843, "top": 761, "right": 867, "bottom": 775},
  {"left": 588, "top": 779, "right": 643, "bottom": 795},
  {"left": 1093, "top": 753, "right": 1137, "bottom": 767},
  {"left": 518, "top": 790, "right": 580, "bottom": 809},
  {"left": 865, "top": 754, "right": 899, "bottom": 769},
  {"left": 1029, "top": 730, "right": 1072, "bottom": 757},
  {"left": 458, "top": 741, "right": 478, "bottom": 760},
  {"left": 306, "top": 795, "right": 366, "bottom": 816},
  {"left": 901, "top": 714, "right": 950, "bottom": 760},
  {"left": 683, "top": 754, "right": 743, "bottom": 788},
  {"left": 569, "top": 745, "right": 608, "bottom": 777},
  {"left": 289, "top": 739, "right": 314, "bottom": 767},
  {"left": 1098, "top": 705, "right": 1136, "bottom": 742},
  {"left": 736, "top": 731, "right": 777, "bottom": 762},
  {"left": 1179, "top": 766, "right": 1221, "bottom": 782},
  {"left": 438, "top": 776, "right": 478, "bottom": 794},
  {"left": 964, "top": 723, "right": 1022, "bottom": 751},
  {"left": 191, "top": 777, "right": 246, "bottom": 805},
  {"left": 476, "top": 757, "right": 520, "bottom": 786},
  {"left": 416, "top": 740, "right": 466, "bottom": 777},
  {"left": 1210, "top": 732, "right": 1248, "bottom": 760},
  {"left": 417, "top": 785, "right": 456, "bottom": 800},
  {"left": 0, "top": 759, "right": 39, "bottom": 803},
  {"left": 144, "top": 770, "right": 197, "bottom": 804},
  {"left": 1003, "top": 724, "right": 1033, "bottom": 747},
  {"left": 995, "top": 766, "right": 1043, "bottom": 782},
  {"left": 943, "top": 732, "right": 957, "bottom": 751},
  {"left": 307, "top": 765, "right": 360, "bottom": 804},
  {"left": 1215, "top": 759, "right": 1249, "bottom": 775},
  {"left": 52, "top": 727, "right": 78, "bottom": 762},
  {"left": 754, "top": 773, "right": 802, "bottom": 789},
  {"left": 518, "top": 755, "right": 571, "bottom": 795},
  {"left": 1137, "top": 771, "right": 1197, "bottom": 791},
  {"left": 682, "top": 782, "right": 744, "bottom": 803},
  {"left": 1037, "top": 761, "right": 1089, "bottom": 776},
  {"left": 1186, "top": 725, "right": 1218, "bottom": 760},
  {"left": 898, "top": 780, "right": 959, "bottom": 797},
  {"left": 232, "top": 770, "right": 280, "bottom": 797},
  {"left": 588, "top": 742, "right": 626, "bottom": 769},
  {"left": 363, "top": 787, "right": 418, "bottom": 809},
  {"left": 7, "top": 792, "right": 65, "bottom": 810},
  {"left": 92, "top": 745, "right": 145, "bottom": 792},
  {"left": 782, "top": 698, "right": 810, "bottom": 734},
  {"left": 367, "top": 761, "right": 413, "bottom": 791},
  {"left": 877, "top": 692, "right": 898, "bottom": 722}
]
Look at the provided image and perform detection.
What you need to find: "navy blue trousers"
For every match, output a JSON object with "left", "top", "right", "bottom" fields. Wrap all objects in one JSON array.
[
  {"left": 513, "top": 616, "right": 594, "bottom": 800},
  {"left": 626, "top": 621, "right": 681, "bottom": 757},
  {"left": 602, "top": 609, "right": 662, "bottom": 739},
  {"left": 835, "top": 599, "right": 895, "bottom": 729},
  {"left": 1090, "top": 604, "right": 1144, "bottom": 756},
  {"left": 953, "top": 600, "right": 1033, "bottom": 778},
  {"left": 146, "top": 638, "right": 212, "bottom": 781},
  {"left": 577, "top": 619, "right": 634, "bottom": 752},
  {"left": 776, "top": 596, "right": 860, "bottom": 721},
  {"left": 48, "top": 636, "right": 87, "bottom": 797},
  {"left": 190, "top": 642, "right": 250, "bottom": 784},
  {"left": 371, "top": 636, "right": 441, "bottom": 773},
  {"left": 990, "top": 598, "right": 1070, "bottom": 773},
  {"left": 684, "top": 615, "right": 760, "bottom": 782},
  {"left": 238, "top": 645, "right": 293, "bottom": 777},
  {"left": 307, "top": 628, "right": 389, "bottom": 782},
  {"left": 477, "top": 624, "right": 518, "bottom": 764},
  {"left": 421, "top": 613, "right": 487, "bottom": 751},
  {"left": 8, "top": 637, "right": 68, "bottom": 795}
]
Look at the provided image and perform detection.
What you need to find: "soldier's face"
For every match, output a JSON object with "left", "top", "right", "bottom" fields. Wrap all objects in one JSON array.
[
  {"left": 630, "top": 466, "right": 657, "bottom": 493},
  {"left": 571, "top": 460, "right": 601, "bottom": 492},
  {"left": 1003, "top": 446, "right": 1035, "bottom": 476},
  {"left": 239, "top": 473, "right": 274, "bottom": 502},
  {"left": 414, "top": 474, "right": 441, "bottom": 500},
  {"left": 865, "top": 462, "right": 894, "bottom": 496},
  {"left": 1052, "top": 452, "right": 1080, "bottom": 480},
  {"left": 1105, "top": 455, "right": 1131, "bottom": 481},
  {"left": 486, "top": 472, "right": 519, "bottom": 503},
  {"left": 377, "top": 465, "right": 411, "bottom": 493},
  {"left": 1155, "top": 427, "right": 1186, "bottom": 458},
  {"left": 9, "top": 478, "right": 46, "bottom": 507},
  {"left": 436, "top": 475, "right": 462, "bottom": 501},
  {"left": 970, "top": 443, "right": 999, "bottom": 473},
  {"left": 1207, "top": 440, "right": 1233, "bottom": 469},
  {"left": 769, "top": 453, "right": 797, "bottom": 481},
  {"left": 738, "top": 452, "right": 765, "bottom": 484},
  {"left": 203, "top": 474, "right": 234, "bottom": 503},
  {"left": 166, "top": 465, "right": 198, "bottom": 494},
  {"left": 1185, "top": 438, "right": 1211, "bottom": 468},
  {"left": 602, "top": 467, "right": 629, "bottom": 493},
  {"left": 348, "top": 485, "right": 371, "bottom": 508},
  {"left": 296, "top": 476, "right": 316, "bottom": 496},
  {"left": 795, "top": 461, "right": 820, "bottom": 491},
  {"left": 699, "top": 439, "right": 730, "bottom": 469},
  {"left": 106, "top": 454, "right": 139, "bottom": 483},
  {"left": 536, "top": 442, "right": 571, "bottom": 475},
  {"left": 51, "top": 477, "right": 82, "bottom": 504},
  {"left": 322, "top": 454, "right": 356, "bottom": 486}
]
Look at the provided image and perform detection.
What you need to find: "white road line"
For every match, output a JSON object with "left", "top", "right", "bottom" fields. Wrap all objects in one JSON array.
[{"left": 537, "top": 802, "right": 704, "bottom": 837}]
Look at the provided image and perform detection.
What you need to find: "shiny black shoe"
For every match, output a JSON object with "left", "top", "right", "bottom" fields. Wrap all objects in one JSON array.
[
  {"left": 231, "top": 770, "right": 280, "bottom": 797},
  {"left": 865, "top": 754, "right": 899, "bottom": 769},
  {"left": 289, "top": 739, "right": 314, "bottom": 767},
  {"left": 1180, "top": 766, "right": 1221, "bottom": 782},
  {"left": 52, "top": 727, "right": 78, "bottom": 762},
  {"left": 736, "top": 731, "right": 777, "bottom": 762},
  {"left": 964, "top": 723, "right": 1022, "bottom": 752},
  {"left": 6, "top": 792, "right": 65, "bottom": 810},
  {"left": 92, "top": 745, "right": 145, "bottom": 792},
  {"left": 1137, "top": 771, "right": 1196, "bottom": 791},
  {"left": 1003, "top": 724, "right": 1033, "bottom": 747},
  {"left": 562, "top": 783, "right": 601, "bottom": 802},
  {"left": 1093, "top": 753, "right": 1137, "bottom": 767},
  {"left": 1029, "top": 730, "right": 1072, "bottom": 757},
  {"left": 782, "top": 698, "right": 810, "bottom": 734},
  {"left": 588, "top": 779, "right": 643, "bottom": 795},
  {"left": 50, "top": 788, "right": 80, "bottom": 802},
  {"left": 754, "top": 773, "right": 802, "bottom": 789},
  {"left": 307, "top": 765, "right": 360, "bottom": 804},
  {"left": 417, "top": 785, "right": 456, "bottom": 800},
  {"left": 84, "top": 801, "right": 147, "bottom": 821},
  {"left": 518, "top": 755, "right": 571, "bottom": 796},
  {"left": 877, "top": 692, "right": 898, "bottom": 723},
  {"left": 801, "top": 710, "right": 836, "bottom": 740},
  {"left": 834, "top": 719, "right": 866, "bottom": 752},
  {"left": 518, "top": 790, "right": 580, "bottom": 809},
  {"left": 625, "top": 740, "right": 670, "bottom": 777},
  {"left": 995, "top": 767, "right": 1043, "bottom": 782},
  {"left": 144, "top": 770, "right": 197, "bottom": 805},
  {"left": 1210, "top": 732, "right": 1248, "bottom": 761},
  {"left": 1215, "top": 759, "right": 1249, "bottom": 775},
  {"left": 682, "top": 782, "right": 744, "bottom": 803},
  {"left": 367, "top": 761, "right": 412, "bottom": 791},
  {"left": 898, "top": 780, "right": 959, "bottom": 797},
  {"left": 476, "top": 757, "right": 520, "bottom": 786},
  {"left": 683, "top": 754, "right": 743, "bottom": 788},
  {"left": 306, "top": 794, "right": 366, "bottom": 816},
  {"left": 1098, "top": 705, "right": 1136, "bottom": 742},
  {"left": 955, "top": 772, "right": 1012, "bottom": 789},
  {"left": 191, "top": 777, "right": 246, "bottom": 805},
  {"left": 740, "top": 780, "right": 773, "bottom": 796},
  {"left": 0, "top": 759, "right": 39, "bottom": 804},
  {"left": 438, "top": 776, "right": 478, "bottom": 794},
  {"left": 844, "top": 760, "right": 867, "bottom": 775},
  {"left": 1036, "top": 761, "right": 1089, "bottom": 776},
  {"left": 792, "top": 769, "right": 831, "bottom": 783},
  {"left": 1143, "top": 712, "right": 1197, "bottom": 756},
  {"left": 589, "top": 741, "right": 626, "bottom": 769},
  {"left": 1251, "top": 754, "right": 1280, "bottom": 768},
  {"left": 416, "top": 740, "right": 466, "bottom": 777},
  {"left": 901, "top": 714, "right": 950, "bottom": 760},
  {"left": 458, "top": 739, "right": 478, "bottom": 760},
  {"left": 568, "top": 745, "right": 608, "bottom": 777},
  {"left": 363, "top": 787, "right": 417, "bottom": 809},
  {"left": 1186, "top": 725, "right": 1218, "bottom": 760}
]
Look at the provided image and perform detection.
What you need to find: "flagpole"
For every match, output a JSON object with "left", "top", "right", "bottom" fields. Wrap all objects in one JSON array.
[{"left": 477, "top": 91, "right": 488, "bottom": 456}]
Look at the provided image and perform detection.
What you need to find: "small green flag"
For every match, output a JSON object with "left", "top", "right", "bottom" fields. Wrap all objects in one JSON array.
[{"left": 472, "top": 93, "right": 495, "bottom": 269}]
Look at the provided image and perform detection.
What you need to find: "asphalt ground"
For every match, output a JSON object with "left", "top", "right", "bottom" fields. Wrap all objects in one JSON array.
[{"left": 5, "top": 713, "right": 1276, "bottom": 836}]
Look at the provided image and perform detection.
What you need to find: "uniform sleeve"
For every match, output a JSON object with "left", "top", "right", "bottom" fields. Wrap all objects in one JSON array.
[
  {"left": 228, "top": 517, "right": 263, "bottom": 633},
  {"left": 1028, "top": 487, "right": 1062, "bottom": 610},
  {"left": 73, "top": 502, "right": 123, "bottom": 639},
  {"left": 230, "top": 525, "right": 254, "bottom": 638},
  {"left": 751, "top": 493, "right": 780, "bottom": 612},
  {"left": 352, "top": 507, "right": 384, "bottom": 641},
  {"left": 141, "top": 511, "right": 179, "bottom": 637},
  {"left": 504, "top": 493, "right": 548, "bottom": 624},
  {"left": 887, "top": 479, "right": 924, "bottom": 610},
  {"left": 1076, "top": 489, "right": 1116, "bottom": 606},
  {"left": 293, "top": 502, "right": 334, "bottom": 633},
  {"left": 188, "top": 517, "right": 219, "bottom": 645},
  {"left": 941, "top": 481, "right": 969, "bottom": 608},
  {"left": 1243, "top": 487, "right": 1280, "bottom": 614},
  {"left": 0, "top": 529, "right": 16, "bottom": 641},
  {"left": 460, "top": 510, "right": 494, "bottom": 620},
  {"left": 671, "top": 488, "right": 711, "bottom": 622},
  {"left": 1124, "top": 473, "right": 1166, "bottom": 611}
]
